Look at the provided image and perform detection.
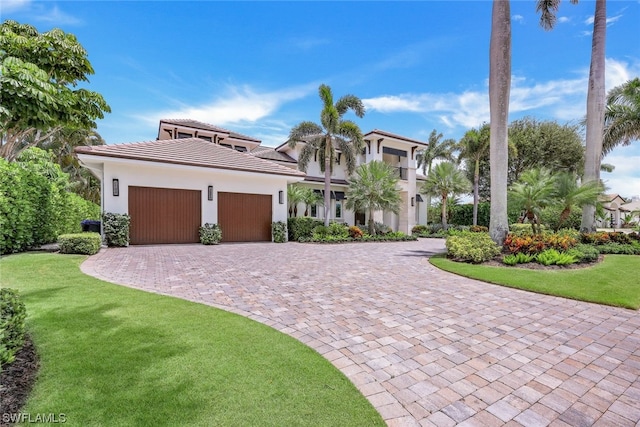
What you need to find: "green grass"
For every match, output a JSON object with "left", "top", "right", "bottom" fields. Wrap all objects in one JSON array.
[
  {"left": 430, "top": 254, "right": 640, "bottom": 310},
  {"left": 1, "top": 253, "right": 384, "bottom": 426}
]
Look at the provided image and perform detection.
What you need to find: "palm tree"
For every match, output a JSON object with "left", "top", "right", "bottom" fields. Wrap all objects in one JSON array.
[
  {"left": 489, "top": 0, "right": 511, "bottom": 244},
  {"left": 300, "top": 187, "right": 324, "bottom": 217},
  {"left": 421, "top": 162, "right": 471, "bottom": 229},
  {"left": 345, "top": 161, "right": 401, "bottom": 235},
  {"left": 287, "top": 185, "right": 304, "bottom": 217},
  {"left": 288, "top": 84, "right": 365, "bottom": 226},
  {"left": 457, "top": 124, "right": 490, "bottom": 226},
  {"left": 508, "top": 168, "right": 555, "bottom": 234},
  {"left": 603, "top": 77, "right": 640, "bottom": 155},
  {"left": 535, "top": 0, "right": 606, "bottom": 232},
  {"left": 416, "top": 129, "right": 456, "bottom": 225},
  {"left": 552, "top": 172, "right": 604, "bottom": 231}
]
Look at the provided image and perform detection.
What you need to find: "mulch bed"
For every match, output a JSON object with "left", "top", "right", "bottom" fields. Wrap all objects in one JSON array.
[
  {"left": 483, "top": 255, "right": 604, "bottom": 270},
  {"left": 0, "top": 336, "right": 39, "bottom": 425}
]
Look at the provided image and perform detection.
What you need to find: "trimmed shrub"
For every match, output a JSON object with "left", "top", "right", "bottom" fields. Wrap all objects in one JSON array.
[
  {"left": 450, "top": 202, "right": 491, "bottom": 227},
  {"left": 411, "top": 225, "right": 428, "bottom": 235},
  {"left": 102, "top": 213, "right": 130, "bottom": 247},
  {"left": 566, "top": 244, "right": 600, "bottom": 263},
  {"left": 540, "top": 206, "right": 582, "bottom": 231},
  {"left": 470, "top": 225, "right": 489, "bottom": 233},
  {"left": 596, "top": 243, "right": 639, "bottom": 255},
  {"left": 58, "top": 233, "right": 101, "bottom": 255},
  {"left": 287, "top": 217, "right": 323, "bottom": 241},
  {"left": 0, "top": 288, "right": 27, "bottom": 367},
  {"left": 271, "top": 221, "right": 287, "bottom": 243},
  {"left": 445, "top": 232, "right": 501, "bottom": 263},
  {"left": 374, "top": 222, "right": 391, "bottom": 235},
  {"left": 199, "top": 223, "right": 222, "bottom": 245}
]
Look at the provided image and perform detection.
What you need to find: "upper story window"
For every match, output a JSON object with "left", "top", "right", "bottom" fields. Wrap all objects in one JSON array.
[
  {"left": 198, "top": 135, "right": 212, "bottom": 142},
  {"left": 234, "top": 146, "right": 247, "bottom": 152},
  {"left": 177, "top": 132, "right": 193, "bottom": 139},
  {"left": 220, "top": 143, "right": 233, "bottom": 149}
]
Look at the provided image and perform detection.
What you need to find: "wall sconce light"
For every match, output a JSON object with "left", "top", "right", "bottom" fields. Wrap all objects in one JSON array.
[
  {"left": 112, "top": 179, "right": 119, "bottom": 197},
  {"left": 279, "top": 190, "right": 284, "bottom": 204},
  {"left": 208, "top": 186, "right": 214, "bottom": 201},
  {"left": 411, "top": 197, "right": 415, "bottom": 207}
]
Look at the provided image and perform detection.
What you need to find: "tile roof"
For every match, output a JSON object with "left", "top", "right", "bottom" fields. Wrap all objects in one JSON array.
[
  {"left": 364, "top": 129, "right": 427, "bottom": 146},
  {"left": 251, "top": 146, "right": 297, "bottom": 163},
  {"left": 160, "top": 119, "right": 261, "bottom": 142},
  {"left": 75, "top": 138, "right": 305, "bottom": 178}
]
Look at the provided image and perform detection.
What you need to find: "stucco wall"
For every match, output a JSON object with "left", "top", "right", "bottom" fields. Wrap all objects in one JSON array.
[{"left": 101, "top": 158, "right": 290, "bottom": 224}]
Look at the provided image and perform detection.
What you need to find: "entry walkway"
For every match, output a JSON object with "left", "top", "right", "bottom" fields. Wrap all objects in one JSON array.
[{"left": 81, "top": 240, "right": 640, "bottom": 426}]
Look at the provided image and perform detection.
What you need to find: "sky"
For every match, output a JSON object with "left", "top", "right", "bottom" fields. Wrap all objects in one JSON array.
[{"left": 3, "top": 0, "right": 640, "bottom": 198}]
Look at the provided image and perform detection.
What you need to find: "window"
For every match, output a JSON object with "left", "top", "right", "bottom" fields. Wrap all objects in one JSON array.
[
  {"left": 311, "top": 204, "right": 317, "bottom": 217},
  {"left": 177, "top": 132, "right": 193, "bottom": 139},
  {"left": 234, "top": 146, "right": 247, "bottom": 152},
  {"left": 335, "top": 201, "right": 342, "bottom": 219},
  {"left": 198, "top": 135, "right": 212, "bottom": 142},
  {"left": 220, "top": 143, "right": 233, "bottom": 149}
]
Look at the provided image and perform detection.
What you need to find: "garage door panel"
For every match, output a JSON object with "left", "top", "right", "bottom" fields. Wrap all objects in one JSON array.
[
  {"left": 218, "top": 192, "right": 272, "bottom": 242},
  {"left": 129, "top": 186, "right": 201, "bottom": 245}
]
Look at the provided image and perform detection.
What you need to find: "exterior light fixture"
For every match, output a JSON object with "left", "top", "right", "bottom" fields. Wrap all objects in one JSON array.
[
  {"left": 208, "top": 186, "right": 214, "bottom": 201},
  {"left": 411, "top": 197, "right": 415, "bottom": 207},
  {"left": 279, "top": 190, "right": 284, "bottom": 204},
  {"left": 112, "top": 179, "right": 119, "bottom": 197}
]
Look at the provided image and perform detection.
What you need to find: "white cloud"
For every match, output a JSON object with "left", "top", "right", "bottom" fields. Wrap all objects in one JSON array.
[
  {"left": 558, "top": 16, "right": 571, "bottom": 24},
  {"left": 363, "top": 57, "right": 640, "bottom": 130},
  {"left": 1, "top": 0, "right": 30, "bottom": 13},
  {"left": 139, "top": 84, "right": 315, "bottom": 127},
  {"left": 34, "top": 5, "right": 82, "bottom": 25},
  {"left": 584, "top": 13, "right": 623, "bottom": 26},
  {"left": 513, "top": 14, "right": 524, "bottom": 23}
]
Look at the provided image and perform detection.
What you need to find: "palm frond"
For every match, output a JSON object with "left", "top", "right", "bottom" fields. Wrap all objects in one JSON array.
[
  {"left": 288, "top": 121, "right": 323, "bottom": 148},
  {"left": 335, "top": 94, "right": 365, "bottom": 118}
]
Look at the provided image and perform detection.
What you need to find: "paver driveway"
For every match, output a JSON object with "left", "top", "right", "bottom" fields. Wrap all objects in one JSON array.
[{"left": 81, "top": 239, "right": 640, "bottom": 426}]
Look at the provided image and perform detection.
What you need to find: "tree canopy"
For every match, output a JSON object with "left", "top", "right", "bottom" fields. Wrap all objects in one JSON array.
[{"left": 0, "top": 20, "right": 111, "bottom": 160}]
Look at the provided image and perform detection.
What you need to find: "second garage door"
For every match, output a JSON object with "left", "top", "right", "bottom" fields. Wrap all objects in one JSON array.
[
  {"left": 218, "top": 192, "right": 272, "bottom": 242},
  {"left": 129, "top": 186, "right": 201, "bottom": 245}
]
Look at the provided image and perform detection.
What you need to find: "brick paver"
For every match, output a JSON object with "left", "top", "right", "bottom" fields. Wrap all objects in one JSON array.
[{"left": 81, "top": 240, "right": 640, "bottom": 426}]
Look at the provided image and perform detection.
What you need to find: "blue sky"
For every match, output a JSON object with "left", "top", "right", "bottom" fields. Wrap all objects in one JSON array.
[{"left": 4, "top": 0, "right": 640, "bottom": 198}]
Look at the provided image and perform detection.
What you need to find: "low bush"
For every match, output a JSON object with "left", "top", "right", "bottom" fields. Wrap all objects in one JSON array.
[
  {"left": 502, "top": 254, "right": 519, "bottom": 266},
  {"left": 566, "top": 244, "right": 600, "bottom": 263},
  {"left": 411, "top": 225, "right": 428, "bottom": 235},
  {"left": 271, "top": 221, "right": 287, "bottom": 243},
  {"left": 535, "top": 249, "right": 578, "bottom": 266},
  {"left": 0, "top": 288, "right": 27, "bottom": 367},
  {"left": 58, "top": 233, "right": 102, "bottom": 255},
  {"left": 349, "top": 226, "right": 363, "bottom": 239},
  {"left": 469, "top": 225, "right": 488, "bottom": 233},
  {"left": 374, "top": 222, "right": 391, "bottom": 235},
  {"left": 509, "top": 223, "right": 547, "bottom": 236},
  {"left": 102, "top": 213, "right": 130, "bottom": 247},
  {"left": 504, "top": 232, "right": 578, "bottom": 255},
  {"left": 445, "top": 232, "right": 501, "bottom": 263},
  {"left": 199, "top": 223, "right": 222, "bottom": 245},
  {"left": 287, "top": 217, "right": 323, "bottom": 241},
  {"left": 328, "top": 222, "right": 349, "bottom": 237},
  {"left": 596, "top": 243, "right": 640, "bottom": 255}
]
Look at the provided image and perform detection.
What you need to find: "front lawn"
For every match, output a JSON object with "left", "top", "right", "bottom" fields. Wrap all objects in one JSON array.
[
  {"left": 430, "top": 254, "right": 640, "bottom": 310},
  {"left": 1, "top": 253, "right": 384, "bottom": 426}
]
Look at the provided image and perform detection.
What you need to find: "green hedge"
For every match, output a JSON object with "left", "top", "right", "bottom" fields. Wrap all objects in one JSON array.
[
  {"left": 103, "top": 213, "right": 130, "bottom": 247},
  {"left": 0, "top": 149, "right": 100, "bottom": 254},
  {"left": 199, "top": 223, "right": 222, "bottom": 245},
  {"left": 287, "top": 217, "right": 323, "bottom": 241},
  {"left": 272, "top": 221, "right": 287, "bottom": 243},
  {"left": 59, "top": 233, "right": 102, "bottom": 255},
  {"left": 0, "top": 288, "right": 27, "bottom": 367},
  {"left": 445, "top": 231, "right": 501, "bottom": 263}
]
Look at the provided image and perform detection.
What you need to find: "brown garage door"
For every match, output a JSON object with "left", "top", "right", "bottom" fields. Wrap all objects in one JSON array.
[
  {"left": 129, "top": 186, "right": 201, "bottom": 245},
  {"left": 218, "top": 192, "right": 272, "bottom": 242}
]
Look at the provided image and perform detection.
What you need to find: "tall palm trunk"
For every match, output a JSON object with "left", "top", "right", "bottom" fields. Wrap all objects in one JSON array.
[
  {"left": 489, "top": 0, "right": 511, "bottom": 244},
  {"left": 581, "top": 0, "right": 606, "bottom": 232},
  {"left": 324, "top": 136, "right": 332, "bottom": 226},
  {"left": 441, "top": 194, "right": 448, "bottom": 228},
  {"left": 473, "top": 158, "right": 480, "bottom": 226}
]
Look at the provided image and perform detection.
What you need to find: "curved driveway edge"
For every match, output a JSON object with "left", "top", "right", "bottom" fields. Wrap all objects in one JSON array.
[{"left": 81, "top": 239, "right": 640, "bottom": 426}]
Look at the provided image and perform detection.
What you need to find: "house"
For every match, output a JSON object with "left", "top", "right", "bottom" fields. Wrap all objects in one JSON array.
[
  {"left": 76, "top": 119, "right": 428, "bottom": 244},
  {"left": 256, "top": 129, "right": 429, "bottom": 233},
  {"left": 76, "top": 119, "right": 305, "bottom": 244},
  {"left": 598, "top": 194, "right": 629, "bottom": 228}
]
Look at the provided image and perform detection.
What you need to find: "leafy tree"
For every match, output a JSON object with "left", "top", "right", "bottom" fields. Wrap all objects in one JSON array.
[
  {"left": 489, "top": 0, "right": 511, "bottom": 244},
  {"left": 603, "top": 77, "right": 640, "bottom": 155},
  {"left": 508, "top": 168, "right": 555, "bottom": 234},
  {"left": 416, "top": 129, "right": 456, "bottom": 224},
  {"left": 288, "top": 84, "right": 365, "bottom": 226},
  {"left": 552, "top": 172, "right": 603, "bottom": 230},
  {"left": 421, "top": 162, "right": 471, "bottom": 229},
  {"left": 345, "top": 161, "right": 401, "bottom": 235},
  {"left": 0, "top": 20, "right": 110, "bottom": 160},
  {"left": 457, "top": 124, "right": 490, "bottom": 226}
]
